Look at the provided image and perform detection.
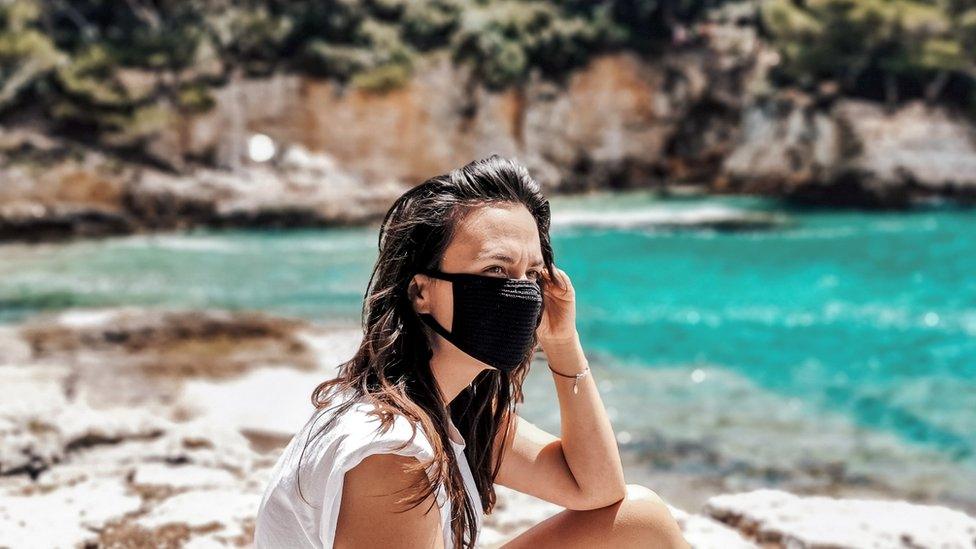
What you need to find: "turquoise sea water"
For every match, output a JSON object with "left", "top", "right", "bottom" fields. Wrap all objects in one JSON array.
[{"left": 2, "top": 193, "right": 974, "bottom": 503}]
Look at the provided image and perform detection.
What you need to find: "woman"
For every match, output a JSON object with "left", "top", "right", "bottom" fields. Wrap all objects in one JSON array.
[{"left": 255, "top": 155, "right": 688, "bottom": 548}]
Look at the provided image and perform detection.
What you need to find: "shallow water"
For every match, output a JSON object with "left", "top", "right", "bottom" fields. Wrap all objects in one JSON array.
[{"left": 2, "top": 192, "right": 974, "bottom": 505}]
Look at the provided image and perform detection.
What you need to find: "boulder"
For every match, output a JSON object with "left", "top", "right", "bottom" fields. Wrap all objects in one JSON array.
[{"left": 704, "top": 489, "right": 976, "bottom": 548}]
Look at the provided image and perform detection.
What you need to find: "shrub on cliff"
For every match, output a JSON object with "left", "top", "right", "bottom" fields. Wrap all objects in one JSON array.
[
  {"left": 451, "top": 1, "right": 614, "bottom": 89},
  {"left": 762, "top": 0, "right": 976, "bottom": 112}
]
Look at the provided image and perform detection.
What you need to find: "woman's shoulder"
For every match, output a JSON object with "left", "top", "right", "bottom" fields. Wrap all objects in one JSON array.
[
  {"left": 300, "top": 390, "right": 438, "bottom": 471},
  {"left": 257, "top": 390, "right": 448, "bottom": 549}
]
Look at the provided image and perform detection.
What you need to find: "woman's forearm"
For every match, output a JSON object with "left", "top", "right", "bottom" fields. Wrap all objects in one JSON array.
[{"left": 542, "top": 331, "right": 627, "bottom": 507}]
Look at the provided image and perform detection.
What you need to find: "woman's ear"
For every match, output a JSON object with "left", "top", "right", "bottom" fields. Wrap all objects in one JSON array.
[{"left": 408, "top": 274, "right": 431, "bottom": 314}]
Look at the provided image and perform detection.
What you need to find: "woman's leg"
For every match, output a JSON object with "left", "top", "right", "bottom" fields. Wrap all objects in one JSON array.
[{"left": 499, "top": 484, "right": 689, "bottom": 549}]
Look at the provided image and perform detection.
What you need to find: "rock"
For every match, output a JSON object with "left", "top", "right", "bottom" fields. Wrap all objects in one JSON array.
[
  {"left": 135, "top": 489, "right": 260, "bottom": 544},
  {"left": 704, "top": 489, "right": 976, "bottom": 548},
  {"left": 0, "top": 126, "right": 408, "bottom": 242},
  {"left": 176, "top": 332, "right": 361, "bottom": 439},
  {"left": 0, "top": 202, "right": 136, "bottom": 242},
  {"left": 722, "top": 96, "right": 976, "bottom": 207},
  {"left": 0, "top": 372, "right": 272, "bottom": 546},
  {"left": 834, "top": 100, "right": 976, "bottom": 196},
  {"left": 0, "top": 128, "right": 60, "bottom": 155},
  {"left": 131, "top": 463, "right": 239, "bottom": 490},
  {"left": 0, "top": 307, "right": 338, "bottom": 548},
  {"left": 0, "top": 307, "right": 350, "bottom": 478},
  {"left": 0, "top": 366, "right": 73, "bottom": 475},
  {"left": 0, "top": 327, "right": 32, "bottom": 364},
  {"left": 0, "top": 418, "right": 269, "bottom": 548},
  {"left": 0, "top": 477, "right": 143, "bottom": 548},
  {"left": 0, "top": 383, "right": 167, "bottom": 476},
  {"left": 0, "top": 142, "right": 138, "bottom": 241},
  {"left": 4, "top": 22, "right": 976, "bottom": 243},
  {"left": 19, "top": 307, "right": 321, "bottom": 386},
  {"left": 126, "top": 146, "right": 409, "bottom": 230},
  {"left": 670, "top": 506, "right": 758, "bottom": 548},
  {"left": 721, "top": 95, "right": 836, "bottom": 192}
]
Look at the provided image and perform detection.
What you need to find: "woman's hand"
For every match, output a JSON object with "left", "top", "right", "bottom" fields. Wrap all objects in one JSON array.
[{"left": 536, "top": 265, "right": 578, "bottom": 347}]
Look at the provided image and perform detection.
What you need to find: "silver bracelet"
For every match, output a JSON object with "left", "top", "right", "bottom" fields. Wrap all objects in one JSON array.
[{"left": 548, "top": 362, "right": 591, "bottom": 394}]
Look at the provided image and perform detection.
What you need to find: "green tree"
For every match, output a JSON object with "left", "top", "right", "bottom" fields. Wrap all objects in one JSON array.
[{"left": 762, "top": 0, "right": 976, "bottom": 108}]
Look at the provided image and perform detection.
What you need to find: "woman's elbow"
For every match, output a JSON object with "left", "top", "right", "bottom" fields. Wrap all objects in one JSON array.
[{"left": 568, "top": 482, "right": 629, "bottom": 510}]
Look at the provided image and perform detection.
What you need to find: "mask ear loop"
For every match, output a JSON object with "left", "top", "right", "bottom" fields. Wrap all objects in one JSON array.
[{"left": 416, "top": 268, "right": 464, "bottom": 350}]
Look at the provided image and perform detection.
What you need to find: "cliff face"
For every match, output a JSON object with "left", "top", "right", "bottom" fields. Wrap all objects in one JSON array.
[
  {"left": 722, "top": 95, "right": 976, "bottom": 207},
  {"left": 174, "top": 45, "right": 765, "bottom": 193},
  {"left": 168, "top": 34, "right": 976, "bottom": 209},
  {"left": 106, "top": 36, "right": 976, "bottom": 208}
]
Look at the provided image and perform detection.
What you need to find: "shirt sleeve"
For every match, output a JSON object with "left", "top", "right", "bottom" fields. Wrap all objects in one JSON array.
[{"left": 317, "top": 409, "right": 445, "bottom": 548}]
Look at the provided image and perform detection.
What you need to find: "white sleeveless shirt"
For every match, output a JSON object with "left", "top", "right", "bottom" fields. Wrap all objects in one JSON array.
[{"left": 254, "top": 391, "right": 483, "bottom": 548}]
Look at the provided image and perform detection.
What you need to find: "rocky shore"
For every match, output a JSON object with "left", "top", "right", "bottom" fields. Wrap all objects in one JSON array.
[
  {"left": 0, "top": 133, "right": 409, "bottom": 242},
  {"left": 2, "top": 308, "right": 974, "bottom": 548}
]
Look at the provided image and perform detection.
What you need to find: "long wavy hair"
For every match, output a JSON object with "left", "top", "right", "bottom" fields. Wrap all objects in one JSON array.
[{"left": 296, "top": 154, "right": 562, "bottom": 548}]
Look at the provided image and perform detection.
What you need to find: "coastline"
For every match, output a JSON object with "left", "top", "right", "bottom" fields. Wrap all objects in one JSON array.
[{"left": 2, "top": 307, "right": 974, "bottom": 547}]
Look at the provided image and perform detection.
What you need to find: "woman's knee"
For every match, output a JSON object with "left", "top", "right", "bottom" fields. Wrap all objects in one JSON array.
[
  {"left": 617, "top": 484, "right": 689, "bottom": 548},
  {"left": 624, "top": 483, "right": 666, "bottom": 505}
]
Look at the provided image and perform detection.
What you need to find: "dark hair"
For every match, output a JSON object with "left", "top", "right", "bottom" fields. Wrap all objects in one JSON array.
[{"left": 297, "top": 154, "right": 562, "bottom": 548}]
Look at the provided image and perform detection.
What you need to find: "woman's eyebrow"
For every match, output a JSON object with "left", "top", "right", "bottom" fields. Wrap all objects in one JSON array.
[{"left": 478, "top": 251, "right": 544, "bottom": 267}]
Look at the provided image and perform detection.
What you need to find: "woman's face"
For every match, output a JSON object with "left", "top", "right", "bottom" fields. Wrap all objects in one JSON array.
[{"left": 412, "top": 202, "right": 545, "bottom": 363}]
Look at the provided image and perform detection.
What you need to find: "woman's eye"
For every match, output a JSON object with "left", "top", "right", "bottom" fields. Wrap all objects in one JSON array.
[{"left": 485, "top": 266, "right": 540, "bottom": 280}]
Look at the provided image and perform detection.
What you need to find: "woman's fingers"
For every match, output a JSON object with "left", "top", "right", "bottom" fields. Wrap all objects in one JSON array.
[{"left": 544, "top": 266, "right": 573, "bottom": 301}]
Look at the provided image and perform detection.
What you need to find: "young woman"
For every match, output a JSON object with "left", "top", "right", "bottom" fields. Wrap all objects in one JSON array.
[{"left": 255, "top": 155, "right": 688, "bottom": 548}]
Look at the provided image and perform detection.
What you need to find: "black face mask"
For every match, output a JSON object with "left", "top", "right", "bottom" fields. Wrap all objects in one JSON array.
[{"left": 417, "top": 267, "right": 544, "bottom": 372}]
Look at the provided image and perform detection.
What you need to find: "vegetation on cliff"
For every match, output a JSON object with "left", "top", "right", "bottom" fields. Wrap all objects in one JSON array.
[
  {"left": 762, "top": 0, "right": 976, "bottom": 112},
  {"left": 0, "top": 0, "right": 727, "bottom": 150},
  {"left": 1, "top": 0, "right": 974, "bottom": 161}
]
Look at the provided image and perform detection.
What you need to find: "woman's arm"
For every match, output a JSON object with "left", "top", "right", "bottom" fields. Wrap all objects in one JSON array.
[
  {"left": 546, "top": 330, "right": 627, "bottom": 504},
  {"left": 491, "top": 332, "right": 627, "bottom": 510},
  {"left": 492, "top": 266, "right": 627, "bottom": 510}
]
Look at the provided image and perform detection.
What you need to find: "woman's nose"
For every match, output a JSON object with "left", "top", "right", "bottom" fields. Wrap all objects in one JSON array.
[{"left": 511, "top": 267, "right": 535, "bottom": 282}]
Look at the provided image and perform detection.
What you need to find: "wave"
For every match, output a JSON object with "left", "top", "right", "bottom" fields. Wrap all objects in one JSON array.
[
  {"left": 551, "top": 205, "right": 787, "bottom": 231},
  {"left": 587, "top": 302, "right": 976, "bottom": 335},
  {"left": 107, "top": 231, "right": 373, "bottom": 254},
  {"left": 112, "top": 235, "right": 248, "bottom": 253}
]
